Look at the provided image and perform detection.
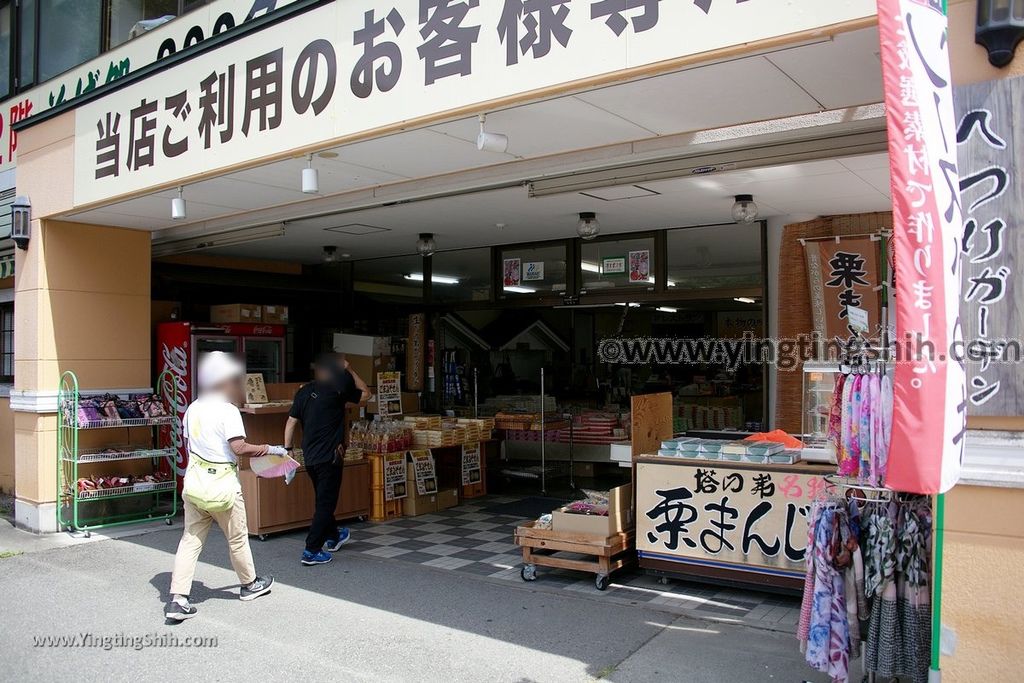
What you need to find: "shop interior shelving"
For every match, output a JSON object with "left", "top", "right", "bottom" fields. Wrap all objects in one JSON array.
[{"left": 57, "top": 370, "right": 180, "bottom": 536}]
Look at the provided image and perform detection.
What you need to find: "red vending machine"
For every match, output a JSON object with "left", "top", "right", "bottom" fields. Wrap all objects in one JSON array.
[{"left": 157, "top": 322, "right": 286, "bottom": 476}]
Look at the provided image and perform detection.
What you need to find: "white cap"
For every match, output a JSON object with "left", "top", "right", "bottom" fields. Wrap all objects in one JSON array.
[{"left": 197, "top": 351, "right": 245, "bottom": 391}]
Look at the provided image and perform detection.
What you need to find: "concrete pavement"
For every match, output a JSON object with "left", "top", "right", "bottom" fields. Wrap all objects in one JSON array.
[{"left": 0, "top": 523, "right": 827, "bottom": 682}]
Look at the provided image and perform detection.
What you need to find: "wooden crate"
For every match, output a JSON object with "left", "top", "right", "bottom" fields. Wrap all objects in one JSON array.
[{"left": 514, "top": 521, "right": 636, "bottom": 591}]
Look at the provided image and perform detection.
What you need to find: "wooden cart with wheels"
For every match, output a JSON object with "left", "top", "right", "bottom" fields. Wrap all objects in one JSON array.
[{"left": 514, "top": 521, "right": 636, "bottom": 591}]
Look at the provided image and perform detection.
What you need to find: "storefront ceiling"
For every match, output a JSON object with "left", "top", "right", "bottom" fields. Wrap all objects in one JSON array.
[{"left": 63, "top": 28, "right": 887, "bottom": 263}]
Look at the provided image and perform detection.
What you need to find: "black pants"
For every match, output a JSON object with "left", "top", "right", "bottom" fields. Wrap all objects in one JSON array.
[{"left": 305, "top": 461, "right": 343, "bottom": 553}]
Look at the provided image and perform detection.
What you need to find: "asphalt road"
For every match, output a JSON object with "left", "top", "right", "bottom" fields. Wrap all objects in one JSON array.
[{"left": 0, "top": 525, "right": 826, "bottom": 682}]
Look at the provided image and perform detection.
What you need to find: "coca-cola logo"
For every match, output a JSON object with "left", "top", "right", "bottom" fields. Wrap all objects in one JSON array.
[
  {"left": 252, "top": 326, "right": 274, "bottom": 336},
  {"left": 160, "top": 342, "right": 190, "bottom": 475}
]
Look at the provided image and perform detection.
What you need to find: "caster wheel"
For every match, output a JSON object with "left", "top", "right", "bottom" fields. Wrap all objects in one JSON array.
[
  {"left": 521, "top": 565, "right": 537, "bottom": 582},
  {"left": 165, "top": 519, "right": 173, "bottom": 526},
  {"left": 84, "top": 530, "right": 91, "bottom": 539},
  {"left": 357, "top": 516, "right": 366, "bottom": 522},
  {"left": 595, "top": 574, "right": 609, "bottom": 591},
  {"left": 659, "top": 576, "right": 670, "bottom": 586},
  {"left": 258, "top": 534, "right": 268, "bottom": 542}
]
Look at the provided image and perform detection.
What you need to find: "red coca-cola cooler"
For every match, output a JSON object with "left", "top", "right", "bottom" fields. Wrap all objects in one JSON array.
[{"left": 156, "top": 322, "right": 286, "bottom": 477}]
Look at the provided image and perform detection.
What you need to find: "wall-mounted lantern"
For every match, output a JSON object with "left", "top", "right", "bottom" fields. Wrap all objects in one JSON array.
[
  {"left": 976, "top": 0, "right": 1024, "bottom": 67},
  {"left": 11, "top": 196, "right": 31, "bottom": 250}
]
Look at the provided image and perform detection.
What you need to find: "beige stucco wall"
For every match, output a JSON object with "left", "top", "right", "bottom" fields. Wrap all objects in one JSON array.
[
  {"left": 0, "top": 396, "right": 13, "bottom": 493},
  {"left": 13, "top": 220, "right": 151, "bottom": 506},
  {"left": 941, "top": 3, "right": 1024, "bottom": 681}
]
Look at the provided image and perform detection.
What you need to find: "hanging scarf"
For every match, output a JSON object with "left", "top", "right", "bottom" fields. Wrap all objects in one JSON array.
[{"left": 827, "top": 373, "right": 846, "bottom": 459}]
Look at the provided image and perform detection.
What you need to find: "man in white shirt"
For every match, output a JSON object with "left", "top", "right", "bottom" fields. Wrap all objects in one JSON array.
[{"left": 165, "top": 352, "right": 280, "bottom": 621}]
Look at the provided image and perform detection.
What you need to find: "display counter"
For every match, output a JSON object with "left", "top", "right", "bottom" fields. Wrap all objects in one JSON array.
[
  {"left": 236, "top": 382, "right": 372, "bottom": 538},
  {"left": 635, "top": 455, "right": 831, "bottom": 592}
]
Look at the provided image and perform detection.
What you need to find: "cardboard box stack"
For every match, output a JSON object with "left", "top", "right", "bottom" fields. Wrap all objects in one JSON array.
[{"left": 210, "top": 303, "right": 262, "bottom": 323}]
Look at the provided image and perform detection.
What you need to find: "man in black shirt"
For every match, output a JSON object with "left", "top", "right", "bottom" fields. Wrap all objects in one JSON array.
[{"left": 285, "top": 353, "right": 370, "bottom": 566}]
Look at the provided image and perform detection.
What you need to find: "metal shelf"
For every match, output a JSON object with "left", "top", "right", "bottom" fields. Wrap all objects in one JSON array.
[
  {"left": 62, "top": 446, "right": 177, "bottom": 464},
  {"left": 73, "top": 481, "right": 176, "bottom": 501},
  {"left": 72, "top": 415, "right": 177, "bottom": 430}
]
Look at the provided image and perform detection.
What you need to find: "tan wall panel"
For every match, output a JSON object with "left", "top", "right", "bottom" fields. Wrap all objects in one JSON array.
[
  {"left": 12, "top": 221, "right": 48, "bottom": 293},
  {"left": 14, "top": 413, "right": 57, "bottom": 504},
  {"left": 16, "top": 360, "right": 152, "bottom": 393},
  {"left": 941, "top": 529, "right": 1024, "bottom": 681},
  {"left": 40, "top": 221, "right": 150, "bottom": 294},
  {"left": 949, "top": 0, "right": 1024, "bottom": 87},
  {"left": 0, "top": 397, "right": 14, "bottom": 493},
  {"left": 46, "top": 291, "right": 150, "bottom": 361},
  {"left": 14, "top": 112, "right": 75, "bottom": 220},
  {"left": 945, "top": 485, "right": 1024, "bottom": 538}
]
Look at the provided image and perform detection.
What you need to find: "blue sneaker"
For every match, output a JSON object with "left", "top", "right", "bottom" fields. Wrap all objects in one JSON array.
[
  {"left": 301, "top": 549, "right": 333, "bottom": 566},
  {"left": 324, "top": 527, "right": 351, "bottom": 553}
]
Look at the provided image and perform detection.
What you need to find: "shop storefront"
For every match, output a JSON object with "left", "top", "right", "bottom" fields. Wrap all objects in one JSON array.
[{"left": 3, "top": 0, "right": 1024, "bottom": 680}]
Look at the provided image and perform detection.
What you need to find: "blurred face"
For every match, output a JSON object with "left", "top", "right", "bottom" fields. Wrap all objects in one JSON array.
[
  {"left": 314, "top": 365, "right": 332, "bottom": 383},
  {"left": 214, "top": 376, "right": 245, "bottom": 404}
]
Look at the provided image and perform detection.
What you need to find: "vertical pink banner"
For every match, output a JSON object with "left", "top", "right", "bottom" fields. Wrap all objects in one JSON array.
[{"left": 877, "top": 0, "right": 966, "bottom": 493}]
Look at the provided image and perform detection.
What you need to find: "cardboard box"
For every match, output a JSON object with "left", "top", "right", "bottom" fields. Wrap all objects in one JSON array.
[
  {"left": 210, "top": 303, "right": 262, "bottom": 323},
  {"left": 436, "top": 488, "right": 459, "bottom": 510},
  {"left": 552, "top": 483, "right": 633, "bottom": 537},
  {"left": 403, "top": 463, "right": 439, "bottom": 516},
  {"left": 402, "top": 492, "right": 437, "bottom": 516},
  {"left": 342, "top": 354, "right": 395, "bottom": 387},
  {"left": 334, "top": 333, "right": 390, "bottom": 357},
  {"left": 262, "top": 305, "right": 289, "bottom": 324}
]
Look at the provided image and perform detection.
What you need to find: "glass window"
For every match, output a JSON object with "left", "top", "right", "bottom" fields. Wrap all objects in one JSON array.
[
  {"left": 1, "top": 303, "right": 13, "bottom": 383},
  {"left": 666, "top": 224, "right": 763, "bottom": 290},
  {"left": 431, "top": 247, "right": 491, "bottom": 304},
  {"left": 497, "top": 243, "right": 567, "bottom": 298},
  {"left": 580, "top": 235, "right": 656, "bottom": 291},
  {"left": 108, "top": 0, "right": 179, "bottom": 49},
  {"left": 353, "top": 254, "right": 425, "bottom": 303},
  {"left": 0, "top": 3, "right": 11, "bottom": 98},
  {"left": 38, "top": 0, "right": 103, "bottom": 82},
  {"left": 18, "top": 0, "right": 36, "bottom": 89}
]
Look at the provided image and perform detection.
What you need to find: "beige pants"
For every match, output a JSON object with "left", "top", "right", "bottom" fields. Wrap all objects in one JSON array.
[{"left": 170, "top": 491, "right": 256, "bottom": 597}]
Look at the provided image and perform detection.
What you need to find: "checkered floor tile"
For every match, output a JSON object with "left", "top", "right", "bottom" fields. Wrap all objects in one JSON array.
[{"left": 344, "top": 495, "right": 800, "bottom": 632}]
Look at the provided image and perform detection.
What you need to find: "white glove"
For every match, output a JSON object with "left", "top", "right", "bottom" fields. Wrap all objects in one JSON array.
[{"left": 266, "top": 445, "right": 288, "bottom": 457}]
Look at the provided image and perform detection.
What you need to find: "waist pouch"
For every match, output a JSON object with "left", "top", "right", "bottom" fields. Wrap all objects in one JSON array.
[{"left": 183, "top": 454, "right": 239, "bottom": 513}]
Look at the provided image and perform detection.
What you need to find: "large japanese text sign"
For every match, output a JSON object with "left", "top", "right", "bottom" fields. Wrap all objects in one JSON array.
[
  {"left": 955, "top": 75, "right": 1024, "bottom": 420},
  {"left": 636, "top": 461, "right": 826, "bottom": 576},
  {"left": 72, "top": 0, "right": 878, "bottom": 207},
  {"left": 0, "top": 0, "right": 302, "bottom": 175}
]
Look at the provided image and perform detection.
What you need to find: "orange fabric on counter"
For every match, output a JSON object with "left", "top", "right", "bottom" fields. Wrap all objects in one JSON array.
[{"left": 744, "top": 429, "right": 804, "bottom": 449}]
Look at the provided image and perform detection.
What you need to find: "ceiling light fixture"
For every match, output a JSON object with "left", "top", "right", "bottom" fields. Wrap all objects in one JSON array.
[
  {"left": 615, "top": 302, "right": 641, "bottom": 308},
  {"left": 581, "top": 261, "right": 602, "bottom": 273},
  {"left": 734, "top": 297, "right": 758, "bottom": 304},
  {"left": 656, "top": 307, "right": 679, "bottom": 313},
  {"left": 577, "top": 212, "right": 601, "bottom": 240},
  {"left": 477, "top": 114, "right": 509, "bottom": 153},
  {"left": 404, "top": 273, "right": 460, "bottom": 285},
  {"left": 503, "top": 286, "right": 537, "bottom": 294},
  {"left": 171, "top": 186, "right": 186, "bottom": 220},
  {"left": 302, "top": 154, "right": 319, "bottom": 194},
  {"left": 731, "top": 194, "right": 759, "bottom": 224},
  {"left": 322, "top": 245, "right": 338, "bottom": 263},
  {"left": 416, "top": 232, "right": 436, "bottom": 257}
]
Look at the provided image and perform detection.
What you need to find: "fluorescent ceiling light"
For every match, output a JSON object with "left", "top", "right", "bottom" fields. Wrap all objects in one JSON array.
[
  {"left": 504, "top": 286, "right": 537, "bottom": 294},
  {"left": 657, "top": 307, "right": 679, "bottom": 313},
  {"left": 152, "top": 224, "right": 285, "bottom": 258},
  {"left": 734, "top": 297, "right": 758, "bottom": 304},
  {"left": 581, "top": 261, "right": 601, "bottom": 273},
  {"left": 615, "top": 302, "right": 641, "bottom": 308},
  {"left": 404, "top": 273, "right": 460, "bottom": 285},
  {"left": 667, "top": 280, "right": 676, "bottom": 287}
]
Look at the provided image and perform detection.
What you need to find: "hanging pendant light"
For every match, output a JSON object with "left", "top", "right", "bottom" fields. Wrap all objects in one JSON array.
[
  {"left": 577, "top": 212, "right": 601, "bottom": 240},
  {"left": 416, "top": 233, "right": 437, "bottom": 257},
  {"left": 731, "top": 194, "right": 759, "bottom": 224}
]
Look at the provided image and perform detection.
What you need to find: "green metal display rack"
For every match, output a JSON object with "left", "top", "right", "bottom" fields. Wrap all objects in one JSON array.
[{"left": 57, "top": 370, "right": 180, "bottom": 536}]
